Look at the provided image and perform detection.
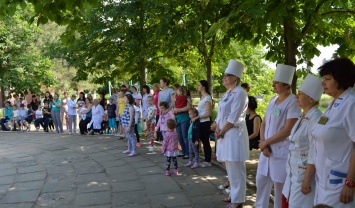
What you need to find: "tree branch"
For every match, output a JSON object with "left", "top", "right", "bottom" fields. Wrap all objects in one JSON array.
[
  {"left": 321, "top": 10, "right": 355, "bottom": 16},
  {"left": 296, "top": 0, "right": 329, "bottom": 47}
]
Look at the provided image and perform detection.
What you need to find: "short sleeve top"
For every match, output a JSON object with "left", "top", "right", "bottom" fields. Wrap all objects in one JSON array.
[{"left": 197, "top": 95, "right": 212, "bottom": 122}]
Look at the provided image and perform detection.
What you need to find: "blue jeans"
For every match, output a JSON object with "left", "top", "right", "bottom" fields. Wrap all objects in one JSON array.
[
  {"left": 125, "top": 126, "right": 136, "bottom": 152},
  {"left": 176, "top": 119, "right": 190, "bottom": 155}
]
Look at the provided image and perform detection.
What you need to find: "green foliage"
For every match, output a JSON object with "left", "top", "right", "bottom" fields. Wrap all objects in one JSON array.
[
  {"left": 0, "top": 8, "right": 56, "bottom": 96},
  {"left": 207, "top": 0, "right": 355, "bottom": 92}
]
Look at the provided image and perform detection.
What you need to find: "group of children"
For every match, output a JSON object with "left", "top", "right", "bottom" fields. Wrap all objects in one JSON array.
[{"left": 118, "top": 85, "right": 203, "bottom": 176}]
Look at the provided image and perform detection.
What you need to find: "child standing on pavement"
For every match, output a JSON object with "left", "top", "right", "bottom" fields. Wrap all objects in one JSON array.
[
  {"left": 133, "top": 101, "right": 141, "bottom": 147},
  {"left": 146, "top": 96, "right": 157, "bottom": 151},
  {"left": 107, "top": 97, "right": 117, "bottom": 135},
  {"left": 161, "top": 119, "right": 179, "bottom": 176},
  {"left": 121, "top": 94, "right": 137, "bottom": 157},
  {"left": 155, "top": 102, "right": 174, "bottom": 138},
  {"left": 184, "top": 108, "right": 201, "bottom": 169}
]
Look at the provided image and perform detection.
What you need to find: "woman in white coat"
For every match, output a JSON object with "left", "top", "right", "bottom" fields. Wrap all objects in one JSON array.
[
  {"left": 211, "top": 60, "right": 249, "bottom": 208},
  {"left": 282, "top": 74, "right": 323, "bottom": 207},
  {"left": 256, "top": 64, "right": 301, "bottom": 208},
  {"left": 303, "top": 58, "right": 355, "bottom": 207},
  {"left": 88, "top": 99, "right": 105, "bottom": 135}
]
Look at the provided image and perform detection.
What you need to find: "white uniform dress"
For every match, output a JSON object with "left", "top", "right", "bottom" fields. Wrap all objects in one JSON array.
[
  {"left": 88, "top": 104, "right": 104, "bottom": 130},
  {"left": 216, "top": 85, "right": 249, "bottom": 204},
  {"left": 256, "top": 94, "right": 301, "bottom": 208},
  {"left": 216, "top": 85, "right": 249, "bottom": 162},
  {"left": 311, "top": 88, "right": 355, "bottom": 207},
  {"left": 282, "top": 107, "right": 322, "bottom": 207}
]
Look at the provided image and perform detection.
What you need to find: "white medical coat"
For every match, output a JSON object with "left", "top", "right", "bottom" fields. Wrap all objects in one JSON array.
[
  {"left": 216, "top": 85, "right": 249, "bottom": 162},
  {"left": 311, "top": 88, "right": 355, "bottom": 207},
  {"left": 257, "top": 94, "right": 301, "bottom": 183},
  {"left": 282, "top": 107, "right": 322, "bottom": 207}
]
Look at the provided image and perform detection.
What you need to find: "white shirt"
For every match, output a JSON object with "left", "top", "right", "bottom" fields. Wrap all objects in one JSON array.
[
  {"left": 67, "top": 99, "right": 77, "bottom": 116},
  {"left": 257, "top": 94, "right": 301, "bottom": 183},
  {"left": 215, "top": 85, "right": 249, "bottom": 162},
  {"left": 197, "top": 94, "right": 212, "bottom": 122},
  {"left": 134, "top": 105, "right": 140, "bottom": 124},
  {"left": 35, "top": 110, "right": 43, "bottom": 118},
  {"left": 311, "top": 88, "right": 355, "bottom": 207},
  {"left": 12, "top": 109, "right": 19, "bottom": 118},
  {"left": 282, "top": 107, "right": 322, "bottom": 207}
]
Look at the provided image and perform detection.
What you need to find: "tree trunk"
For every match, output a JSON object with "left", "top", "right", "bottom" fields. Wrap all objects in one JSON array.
[
  {"left": 206, "top": 58, "right": 213, "bottom": 94},
  {"left": 0, "top": 86, "right": 5, "bottom": 105},
  {"left": 138, "top": 59, "right": 146, "bottom": 92},
  {"left": 283, "top": 19, "right": 298, "bottom": 94}
]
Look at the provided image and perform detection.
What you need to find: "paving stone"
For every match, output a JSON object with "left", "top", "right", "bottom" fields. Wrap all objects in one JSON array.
[
  {"left": 0, "top": 184, "right": 12, "bottom": 194},
  {"left": 8, "top": 181, "right": 44, "bottom": 192},
  {"left": 106, "top": 165, "right": 134, "bottom": 174},
  {"left": 109, "top": 171, "right": 140, "bottom": 182},
  {"left": 111, "top": 180, "right": 145, "bottom": 193},
  {"left": 98, "top": 159, "right": 127, "bottom": 168},
  {"left": 1, "top": 189, "right": 40, "bottom": 203},
  {"left": 74, "top": 191, "right": 111, "bottom": 206},
  {"left": 0, "top": 163, "right": 15, "bottom": 170},
  {"left": 42, "top": 181, "right": 77, "bottom": 192},
  {"left": 36, "top": 191, "right": 76, "bottom": 207},
  {"left": 15, "top": 172, "right": 46, "bottom": 183},
  {"left": 10, "top": 156, "right": 34, "bottom": 163},
  {"left": 0, "top": 168, "right": 17, "bottom": 177},
  {"left": 0, "top": 203, "right": 34, "bottom": 208},
  {"left": 150, "top": 192, "right": 191, "bottom": 208},
  {"left": 0, "top": 175, "right": 15, "bottom": 185},
  {"left": 77, "top": 173, "right": 107, "bottom": 184},
  {"left": 136, "top": 166, "right": 164, "bottom": 176},
  {"left": 77, "top": 181, "right": 110, "bottom": 193},
  {"left": 17, "top": 165, "right": 46, "bottom": 174},
  {"left": 112, "top": 190, "right": 149, "bottom": 207}
]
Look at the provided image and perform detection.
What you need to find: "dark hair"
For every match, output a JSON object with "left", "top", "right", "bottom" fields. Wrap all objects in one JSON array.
[
  {"left": 27, "top": 104, "right": 31, "bottom": 108},
  {"left": 166, "top": 119, "right": 176, "bottom": 130},
  {"left": 160, "top": 78, "right": 170, "bottom": 86},
  {"left": 79, "top": 92, "right": 85, "bottom": 98},
  {"left": 142, "top": 85, "right": 150, "bottom": 93},
  {"left": 32, "top": 95, "right": 36, "bottom": 98},
  {"left": 173, "top": 83, "right": 180, "bottom": 89},
  {"left": 199, "top": 80, "right": 211, "bottom": 95},
  {"left": 159, "top": 101, "right": 169, "bottom": 109},
  {"left": 318, "top": 57, "right": 355, "bottom": 90},
  {"left": 189, "top": 107, "right": 199, "bottom": 116},
  {"left": 120, "top": 89, "right": 127, "bottom": 93},
  {"left": 248, "top": 96, "right": 258, "bottom": 111},
  {"left": 125, "top": 94, "right": 134, "bottom": 104},
  {"left": 85, "top": 97, "right": 92, "bottom": 103}
]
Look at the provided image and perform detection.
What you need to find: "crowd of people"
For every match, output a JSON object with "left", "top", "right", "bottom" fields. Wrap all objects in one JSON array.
[{"left": 1, "top": 57, "right": 354, "bottom": 208}]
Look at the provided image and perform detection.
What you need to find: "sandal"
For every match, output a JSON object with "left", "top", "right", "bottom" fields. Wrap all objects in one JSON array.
[
  {"left": 218, "top": 181, "right": 230, "bottom": 190},
  {"left": 222, "top": 197, "right": 231, "bottom": 202},
  {"left": 224, "top": 203, "right": 243, "bottom": 208}
]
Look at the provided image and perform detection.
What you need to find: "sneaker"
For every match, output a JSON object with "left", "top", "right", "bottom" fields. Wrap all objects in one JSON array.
[
  {"left": 191, "top": 162, "right": 199, "bottom": 169},
  {"left": 184, "top": 162, "right": 193, "bottom": 167},
  {"left": 122, "top": 150, "right": 131, "bottom": 154},
  {"left": 199, "top": 162, "right": 212, "bottom": 168},
  {"left": 173, "top": 169, "right": 179, "bottom": 175},
  {"left": 136, "top": 142, "right": 141, "bottom": 147},
  {"left": 183, "top": 155, "right": 189, "bottom": 159},
  {"left": 165, "top": 171, "right": 171, "bottom": 176},
  {"left": 128, "top": 151, "right": 137, "bottom": 157},
  {"left": 69, "top": 132, "right": 72, "bottom": 135},
  {"left": 148, "top": 146, "right": 154, "bottom": 152}
]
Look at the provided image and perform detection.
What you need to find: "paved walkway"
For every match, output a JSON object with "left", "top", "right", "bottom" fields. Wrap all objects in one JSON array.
[{"left": 0, "top": 132, "right": 256, "bottom": 208}]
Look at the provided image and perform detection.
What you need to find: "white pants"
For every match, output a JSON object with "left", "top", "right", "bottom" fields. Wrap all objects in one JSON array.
[
  {"left": 256, "top": 173, "right": 284, "bottom": 208},
  {"left": 225, "top": 161, "right": 246, "bottom": 203}
]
